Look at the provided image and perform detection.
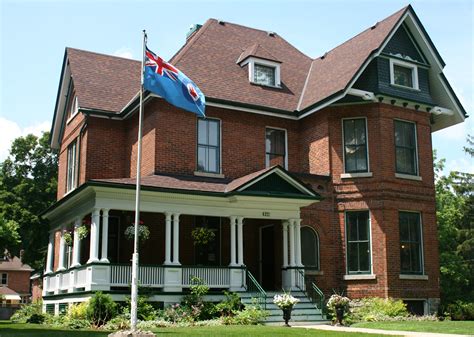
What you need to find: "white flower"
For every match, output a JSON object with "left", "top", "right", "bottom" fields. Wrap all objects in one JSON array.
[{"left": 273, "top": 293, "right": 300, "bottom": 309}]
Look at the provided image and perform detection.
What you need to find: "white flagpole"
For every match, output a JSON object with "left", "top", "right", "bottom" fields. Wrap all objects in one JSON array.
[{"left": 131, "top": 29, "right": 147, "bottom": 332}]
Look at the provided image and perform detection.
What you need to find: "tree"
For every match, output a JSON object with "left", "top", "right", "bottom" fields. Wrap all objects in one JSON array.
[
  {"left": 0, "top": 132, "right": 57, "bottom": 269},
  {"left": 435, "top": 135, "right": 474, "bottom": 305},
  {"left": 0, "top": 217, "right": 21, "bottom": 253}
]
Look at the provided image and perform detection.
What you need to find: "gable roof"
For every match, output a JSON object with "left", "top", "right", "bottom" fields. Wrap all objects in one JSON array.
[
  {"left": 236, "top": 43, "right": 281, "bottom": 64},
  {"left": 0, "top": 256, "right": 33, "bottom": 272},
  {"left": 298, "top": 6, "right": 408, "bottom": 111}
]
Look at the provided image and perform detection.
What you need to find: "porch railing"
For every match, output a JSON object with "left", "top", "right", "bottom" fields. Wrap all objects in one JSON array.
[
  {"left": 182, "top": 266, "right": 230, "bottom": 287},
  {"left": 110, "top": 264, "right": 165, "bottom": 287},
  {"left": 245, "top": 270, "right": 266, "bottom": 310},
  {"left": 295, "top": 268, "right": 325, "bottom": 310}
]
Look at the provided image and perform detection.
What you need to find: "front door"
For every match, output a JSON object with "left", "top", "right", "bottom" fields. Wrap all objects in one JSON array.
[{"left": 259, "top": 225, "right": 275, "bottom": 290}]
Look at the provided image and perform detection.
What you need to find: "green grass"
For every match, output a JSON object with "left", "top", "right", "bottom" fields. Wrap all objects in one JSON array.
[
  {"left": 0, "top": 321, "right": 386, "bottom": 337},
  {"left": 352, "top": 320, "right": 474, "bottom": 335}
]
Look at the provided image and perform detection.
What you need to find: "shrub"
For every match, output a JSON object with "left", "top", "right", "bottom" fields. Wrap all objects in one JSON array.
[
  {"left": 103, "top": 314, "right": 130, "bottom": 330},
  {"left": 163, "top": 303, "right": 194, "bottom": 324},
  {"left": 446, "top": 301, "right": 474, "bottom": 320},
  {"left": 222, "top": 305, "right": 268, "bottom": 325},
  {"left": 67, "top": 302, "right": 88, "bottom": 320},
  {"left": 347, "top": 297, "right": 409, "bottom": 323},
  {"left": 180, "top": 276, "right": 216, "bottom": 321},
  {"left": 123, "top": 295, "right": 157, "bottom": 321},
  {"left": 11, "top": 301, "right": 43, "bottom": 323},
  {"left": 137, "top": 319, "right": 171, "bottom": 329},
  {"left": 214, "top": 291, "right": 242, "bottom": 317},
  {"left": 64, "top": 318, "right": 91, "bottom": 329},
  {"left": 86, "top": 292, "right": 117, "bottom": 327}
]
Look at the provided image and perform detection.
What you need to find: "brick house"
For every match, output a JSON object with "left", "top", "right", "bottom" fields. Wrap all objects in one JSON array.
[{"left": 41, "top": 5, "right": 466, "bottom": 318}]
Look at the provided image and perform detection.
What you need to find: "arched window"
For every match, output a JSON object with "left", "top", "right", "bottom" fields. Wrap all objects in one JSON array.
[{"left": 301, "top": 226, "right": 320, "bottom": 270}]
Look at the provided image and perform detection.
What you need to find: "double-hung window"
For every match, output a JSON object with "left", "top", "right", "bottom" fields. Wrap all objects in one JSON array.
[
  {"left": 197, "top": 118, "right": 220, "bottom": 174},
  {"left": 66, "top": 140, "right": 78, "bottom": 192},
  {"left": 343, "top": 118, "right": 368, "bottom": 173},
  {"left": 399, "top": 212, "right": 423, "bottom": 274},
  {"left": 346, "top": 211, "right": 371, "bottom": 274},
  {"left": 394, "top": 120, "right": 418, "bottom": 176},
  {"left": 265, "top": 128, "right": 287, "bottom": 169},
  {"left": 0, "top": 273, "right": 7, "bottom": 285}
]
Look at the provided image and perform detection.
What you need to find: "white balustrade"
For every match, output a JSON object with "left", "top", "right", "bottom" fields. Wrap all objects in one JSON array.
[
  {"left": 75, "top": 267, "right": 88, "bottom": 288},
  {"left": 182, "top": 267, "right": 230, "bottom": 287},
  {"left": 60, "top": 272, "right": 70, "bottom": 291},
  {"left": 110, "top": 265, "right": 164, "bottom": 287}
]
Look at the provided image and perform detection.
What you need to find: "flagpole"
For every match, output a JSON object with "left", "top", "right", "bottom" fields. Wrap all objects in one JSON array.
[{"left": 131, "top": 29, "right": 147, "bottom": 332}]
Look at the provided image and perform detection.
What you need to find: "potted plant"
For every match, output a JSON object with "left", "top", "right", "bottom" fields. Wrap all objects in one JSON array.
[
  {"left": 191, "top": 227, "right": 215, "bottom": 246},
  {"left": 63, "top": 231, "right": 73, "bottom": 246},
  {"left": 273, "top": 293, "right": 300, "bottom": 327},
  {"left": 124, "top": 220, "right": 150, "bottom": 242},
  {"left": 63, "top": 225, "right": 88, "bottom": 247},
  {"left": 327, "top": 294, "right": 350, "bottom": 326}
]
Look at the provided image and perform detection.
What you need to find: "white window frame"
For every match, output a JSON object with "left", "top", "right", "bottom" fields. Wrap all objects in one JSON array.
[
  {"left": 67, "top": 95, "right": 79, "bottom": 123},
  {"left": 196, "top": 117, "right": 222, "bottom": 175},
  {"left": 0, "top": 272, "right": 7, "bottom": 285},
  {"left": 389, "top": 58, "right": 419, "bottom": 90},
  {"left": 399, "top": 210, "right": 425, "bottom": 276},
  {"left": 394, "top": 118, "right": 420, "bottom": 178},
  {"left": 341, "top": 117, "right": 372, "bottom": 177},
  {"left": 66, "top": 140, "right": 78, "bottom": 193},
  {"left": 265, "top": 126, "right": 288, "bottom": 169},
  {"left": 344, "top": 210, "right": 374, "bottom": 276},
  {"left": 243, "top": 57, "right": 281, "bottom": 88},
  {"left": 301, "top": 226, "right": 320, "bottom": 271}
]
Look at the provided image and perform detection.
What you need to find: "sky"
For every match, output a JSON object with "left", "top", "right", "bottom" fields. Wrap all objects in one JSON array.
[{"left": 0, "top": 0, "right": 472, "bottom": 173}]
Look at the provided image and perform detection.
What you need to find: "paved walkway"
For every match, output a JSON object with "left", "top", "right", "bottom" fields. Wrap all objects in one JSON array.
[{"left": 293, "top": 324, "right": 473, "bottom": 337}]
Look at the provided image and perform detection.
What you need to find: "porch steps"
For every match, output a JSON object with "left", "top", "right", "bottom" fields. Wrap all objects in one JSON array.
[{"left": 239, "top": 291, "right": 326, "bottom": 324}]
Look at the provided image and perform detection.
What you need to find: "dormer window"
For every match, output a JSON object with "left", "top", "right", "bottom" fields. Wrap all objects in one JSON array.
[
  {"left": 254, "top": 64, "right": 276, "bottom": 86},
  {"left": 390, "top": 59, "right": 419, "bottom": 90}
]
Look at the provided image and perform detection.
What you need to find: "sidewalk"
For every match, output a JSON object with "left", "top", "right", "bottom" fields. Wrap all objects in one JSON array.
[{"left": 293, "top": 324, "right": 473, "bottom": 337}]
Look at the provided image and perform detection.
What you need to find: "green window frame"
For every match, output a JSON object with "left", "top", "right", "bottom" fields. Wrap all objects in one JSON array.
[
  {"left": 399, "top": 212, "right": 423, "bottom": 274},
  {"left": 346, "top": 211, "right": 371, "bottom": 274}
]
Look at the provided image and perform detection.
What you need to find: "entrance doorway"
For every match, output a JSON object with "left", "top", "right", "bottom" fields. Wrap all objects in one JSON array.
[{"left": 259, "top": 225, "right": 275, "bottom": 290}]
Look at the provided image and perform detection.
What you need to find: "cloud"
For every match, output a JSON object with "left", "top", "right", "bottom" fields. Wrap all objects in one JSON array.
[
  {"left": 445, "top": 157, "right": 474, "bottom": 174},
  {"left": 113, "top": 47, "right": 134, "bottom": 59},
  {"left": 0, "top": 117, "right": 50, "bottom": 162}
]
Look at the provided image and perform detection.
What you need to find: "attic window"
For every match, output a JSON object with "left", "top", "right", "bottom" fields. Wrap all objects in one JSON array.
[
  {"left": 390, "top": 59, "right": 419, "bottom": 90},
  {"left": 68, "top": 95, "right": 79, "bottom": 121},
  {"left": 245, "top": 58, "right": 281, "bottom": 87}
]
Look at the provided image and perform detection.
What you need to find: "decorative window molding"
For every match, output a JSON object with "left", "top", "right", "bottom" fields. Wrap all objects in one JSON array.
[
  {"left": 197, "top": 118, "right": 221, "bottom": 174},
  {"left": 301, "top": 226, "right": 320, "bottom": 270},
  {"left": 389, "top": 58, "right": 419, "bottom": 90},
  {"left": 342, "top": 117, "right": 369, "bottom": 174},
  {"left": 343, "top": 274, "right": 376, "bottom": 280},
  {"left": 345, "top": 210, "right": 372, "bottom": 275},
  {"left": 243, "top": 57, "right": 281, "bottom": 88},
  {"left": 265, "top": 127, "right": 287, "bottom": 169}
]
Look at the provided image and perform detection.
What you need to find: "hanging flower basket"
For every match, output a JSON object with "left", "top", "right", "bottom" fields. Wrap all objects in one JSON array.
[
  {"left": 77, "top": 225, "right": 89, "bottom": 240},
  {"left": 63, "top": 232, "right": 73, "bottom": 246},
  {"left": 124, "top": 221, "right": 150, "bottom": 242},
  {"left": 191, "top": 227, "right": 215, "bottom": 246}
]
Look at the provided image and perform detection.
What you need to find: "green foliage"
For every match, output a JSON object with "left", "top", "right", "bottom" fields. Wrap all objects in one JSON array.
[
  {"left": 346, "top": 298, "right": 409, "bottom": 323},
  {"left": 63, "top": 318, "right": 91, "bottom": 329},
  {"left": 86, "top": 292, "right": 117, "bottom": 327},
  {"left": 0, "top": 132, "right": 57, "bottom": 269},
  {"left": 103, "top": 313, "right": 131, "bottom": 330},
  {"left": 67, "top": 302, "right": 89, "bottom": 320},
  {"left": 191, "top": 227, "right": 215, "bottom": 246},
  {"left": 123, "top": 295, "right": 157, "bottom": 321},
  {"left": 434, "top": 139, "right": 474, "bottom": 305},
  {"left": 221, "top": 305, "right": 268, "bottom": 325},
  {"left": 0, "top": 217, "right": 21, "bottom": 253},
  {"left": 10, "top": 301, "right": 43, "bottom": 323},
  {"left": 446, "top": 301, "right": 474, "bottom": 321},
  {"left": 124, "top": 224, "right": 150, "bottom": 241},
  {"left": 214, "top": 291, "right": 242, "bottom": 317}
]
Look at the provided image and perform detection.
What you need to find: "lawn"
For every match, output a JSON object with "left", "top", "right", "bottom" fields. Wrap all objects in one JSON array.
[
  {"left": 0, "top": 321, "right": 388, "bottom": 337},
  {"left": 352, "top": 320, "right": 474, "bottom": 335}
]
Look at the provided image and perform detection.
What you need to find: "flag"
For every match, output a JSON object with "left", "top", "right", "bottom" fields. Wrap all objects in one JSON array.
[{"left": 144, "top": 46, "right": 205, "bottom": 117}]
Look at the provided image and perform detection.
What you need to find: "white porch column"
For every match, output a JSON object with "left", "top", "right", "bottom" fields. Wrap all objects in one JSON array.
[
  {"left": 172, "top": 213, "right": 180, "bottom": 265},
  {"left": 289, "top": 219, "right": 296, "bottom": 267},
  {"left": 282, "top": 220, "right": 289, "bottom": 267},
  {"left": 237, "top": 217, "right": 244, "bottom": 266},
  {"left": 87, "top": 208, "right": 101, "bottom": 263},
  {"left": 57, "top": 227, "right": 67, "bottom": 271},
  {"left": 229, "top": 216, "right": 237, "bottom": 266},
  {"left": 164, "top": 212, "right": 172, "bottom": 265},
  {"left": 295, "top": 219, "right": 303, "bottom": 267},
  {"left": 45, "top": 231, "right": 54, "bottom": 274},
  {"left": 71, "top": 218, "right": 81, "bottom": 268},
  {"left": 100, "top": 209, "right": 110, "bottom": 263}
]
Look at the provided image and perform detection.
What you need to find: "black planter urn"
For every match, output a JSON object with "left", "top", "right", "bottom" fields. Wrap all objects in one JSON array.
[
  {"left": 335, "top": 306, "right": 345, "bottom": 325},
  {"left": 282, "top": 307, "right": 293, "bottom": 327}
]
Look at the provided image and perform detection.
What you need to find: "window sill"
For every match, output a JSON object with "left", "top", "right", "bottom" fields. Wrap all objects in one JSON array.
[
  {"left": 395, "top": 173, "right": 422, "bottom": 181},
  {"left": 250, "top": 81, "right": 282, "bottom": 89},
  {"left": 399, "top": 274, "right": 428, "bottom": 280},
  {"left": 390, "top": 83, "right": 421, "bottom": 92},
  {"left": 343, "top": 274, "right": 376, "bottom": 280},
  {"left": 194, "top": 171, "right": 225, "bottom": 179},
  {"left": 341, "top": 172, "right": 373, "bottom": 179},
  {"left": 305, "top": 270, "right": 324, "bottom": 276}
]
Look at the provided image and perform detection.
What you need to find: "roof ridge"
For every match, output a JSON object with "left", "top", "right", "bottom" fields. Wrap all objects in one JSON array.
[
  {"left": 313, "top": 6, "right": 409, "bottom": 60},
  {"left": 66, "top": 47, "right": 140, "bottom": 63},
  {"left": 297, "top": 61, "right": 315, "bottom": 110}
]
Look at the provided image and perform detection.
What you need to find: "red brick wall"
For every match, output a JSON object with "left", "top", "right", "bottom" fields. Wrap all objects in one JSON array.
[
  {"left": 31, "top": 278, "right": 42, "bottom": 301},
  {"left": 3, "top": 271, "right": 30, "bottom": 294}
]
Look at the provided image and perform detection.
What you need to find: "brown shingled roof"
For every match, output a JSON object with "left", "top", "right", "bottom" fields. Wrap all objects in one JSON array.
[
  {"left": 0, "top": 256, "right": 33, "bottom": 272},
  {"left": 298, "top": 6, "right": 408, "bottom": 110},
  {"left": 65, "top": 7, "right": 408, "bottom": 114},
  {"left": 67, "top": 48, "right": 140, "bottom": 112}
]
